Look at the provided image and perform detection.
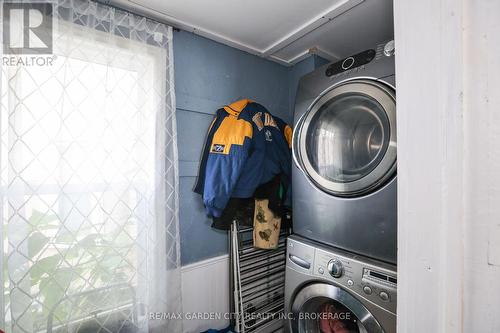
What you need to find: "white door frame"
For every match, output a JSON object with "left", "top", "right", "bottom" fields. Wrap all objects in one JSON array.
[{"left": 395, "top": 1, "right": 500, "bottom": 332}]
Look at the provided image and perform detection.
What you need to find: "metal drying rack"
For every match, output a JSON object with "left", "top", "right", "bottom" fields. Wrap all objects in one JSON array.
[{"left": 230, "top": 221, "right": 290, "bottom": 333}]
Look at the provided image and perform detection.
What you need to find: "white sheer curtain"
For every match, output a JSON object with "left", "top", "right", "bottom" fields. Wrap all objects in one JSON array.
[{"left": 0, "top": 1, "right": 181, "bottom": 332}]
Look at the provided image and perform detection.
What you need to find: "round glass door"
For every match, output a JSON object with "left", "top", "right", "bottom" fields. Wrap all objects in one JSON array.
[
  {"left": 300, "top": 298, "right": 364, "bottom": 333},
  {"left": 291, "top": 283, "right": 384, "bottom": 333},
  {"left": 296, "top": 80, "right": 396, "bottom": 196}
]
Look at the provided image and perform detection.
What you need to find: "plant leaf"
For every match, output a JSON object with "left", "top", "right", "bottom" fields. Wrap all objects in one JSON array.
[
  {"left": 28, "top": 232, "right": 50, "bottom": 258},
  {"left": 30, "top": 254, "right": 61, "bottom": 283}
]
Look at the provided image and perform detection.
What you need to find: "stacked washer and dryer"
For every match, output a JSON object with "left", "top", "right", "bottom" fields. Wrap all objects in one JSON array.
[{"left": 285, "top": 40, "right": 397, "bottom": 333}]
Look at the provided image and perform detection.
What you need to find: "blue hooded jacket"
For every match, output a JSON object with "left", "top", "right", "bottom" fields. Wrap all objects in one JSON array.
[{"left": 194, "top": 99, "right": 292, "bottom": 218}]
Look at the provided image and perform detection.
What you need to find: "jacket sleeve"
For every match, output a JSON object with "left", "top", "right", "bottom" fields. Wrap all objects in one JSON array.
[
  {"left": 275, "top": 118, "right": 293, "bottom": 206},
  {"left": 283, "top": 124, "right": 292, "bottom": 149},
  {"left": 193, "top": 116, "right": 219, "bottom": 196},
  {"left": 202, "top": 115, "right": 254, "bottom": 217}
]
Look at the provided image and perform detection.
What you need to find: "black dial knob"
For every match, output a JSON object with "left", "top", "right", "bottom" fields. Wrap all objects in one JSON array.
[{"left": 327, "top": 259, "right": 343, "bottom": 278}]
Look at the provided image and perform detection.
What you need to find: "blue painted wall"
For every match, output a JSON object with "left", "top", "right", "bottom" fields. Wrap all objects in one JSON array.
[
  {"left": 174, "top": 30, "right": 329, "bottom": 265},
  {"left": 287, "top": 55, "right": 330, "bottom": 120}
]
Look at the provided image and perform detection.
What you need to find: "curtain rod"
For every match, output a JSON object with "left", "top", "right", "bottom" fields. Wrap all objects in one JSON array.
[{"left": 93, "top": 0, "right": 181, "bottom": 32}]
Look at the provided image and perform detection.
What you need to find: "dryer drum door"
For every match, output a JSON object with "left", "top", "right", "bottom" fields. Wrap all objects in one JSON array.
[
  {"left": 291, "top": 283, "right": 384, "bottom": 333},
  {"left": 295, "top": 79, "right": 396, "bottom": 197}
]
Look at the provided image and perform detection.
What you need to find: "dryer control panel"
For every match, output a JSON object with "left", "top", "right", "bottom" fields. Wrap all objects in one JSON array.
[{"left": 325, "top": 49, "right": 376, "bottom": 77}]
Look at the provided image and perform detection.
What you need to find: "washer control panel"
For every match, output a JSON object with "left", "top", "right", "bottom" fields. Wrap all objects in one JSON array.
[{"left": 313, "top": 247, "right": 397, "bottom": 314}]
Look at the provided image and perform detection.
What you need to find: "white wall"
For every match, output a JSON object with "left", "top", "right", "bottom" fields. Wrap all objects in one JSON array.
[
  {"left": 395, "top": 0, "right": 500, "bottom": 332},
  {"left": 181, "top": 255, "right": 230, "bottom": 333},
  {"left": 462, "top": 1, "right": 500, "bottom": 331}
]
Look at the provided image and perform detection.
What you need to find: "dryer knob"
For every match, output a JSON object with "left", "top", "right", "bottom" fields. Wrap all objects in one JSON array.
[
  {"left": 327, "top": 259, "right": 344, "bottom": 278},
  {"left": 384, "top": 40, "right": 395, "bottom": 57}
]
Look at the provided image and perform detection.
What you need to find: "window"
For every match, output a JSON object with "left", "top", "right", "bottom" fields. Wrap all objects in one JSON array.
[{"left": 1, "top": 7, "right": 180, "bottom": 332}]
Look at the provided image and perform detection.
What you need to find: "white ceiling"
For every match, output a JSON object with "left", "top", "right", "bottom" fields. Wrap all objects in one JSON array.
[{"left": 111, "top": 0, "right": 394, "bottom": 65}]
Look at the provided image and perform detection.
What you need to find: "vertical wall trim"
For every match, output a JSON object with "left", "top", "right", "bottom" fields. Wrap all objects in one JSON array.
[
  {"left": 462, "top": 1, "right": 500, "bottom": 331},
  {"left": 394, "top": 0, "right": 465, "bottom": 332}
]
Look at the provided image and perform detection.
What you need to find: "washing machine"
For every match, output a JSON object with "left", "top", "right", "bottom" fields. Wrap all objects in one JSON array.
[
  {"left": 292, "top": 41, "right": 397, "bottom": 264},
  {"left": 284, "top": 235, "right": 396, "bottom": 333}
]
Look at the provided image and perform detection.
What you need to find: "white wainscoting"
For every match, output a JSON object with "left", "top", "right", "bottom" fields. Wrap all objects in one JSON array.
[{"left": 181, "top": 255, "right": 230, "bottom": 333}]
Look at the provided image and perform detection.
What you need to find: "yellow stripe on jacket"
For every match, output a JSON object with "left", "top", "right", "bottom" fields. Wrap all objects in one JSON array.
[
  {"left": 283, "top": 125, "right": 292, "bottom": 148},
  {"left": 223, "top": 99, "right": 253, "bottom": 116},
  {"left": 210, "top": 115, "right": 253, "bottom": 155}
]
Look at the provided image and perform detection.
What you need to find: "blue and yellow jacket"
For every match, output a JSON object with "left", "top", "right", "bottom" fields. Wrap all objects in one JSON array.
[{"left": 194, "top": 99, "right": 292, "bottom": 218}]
